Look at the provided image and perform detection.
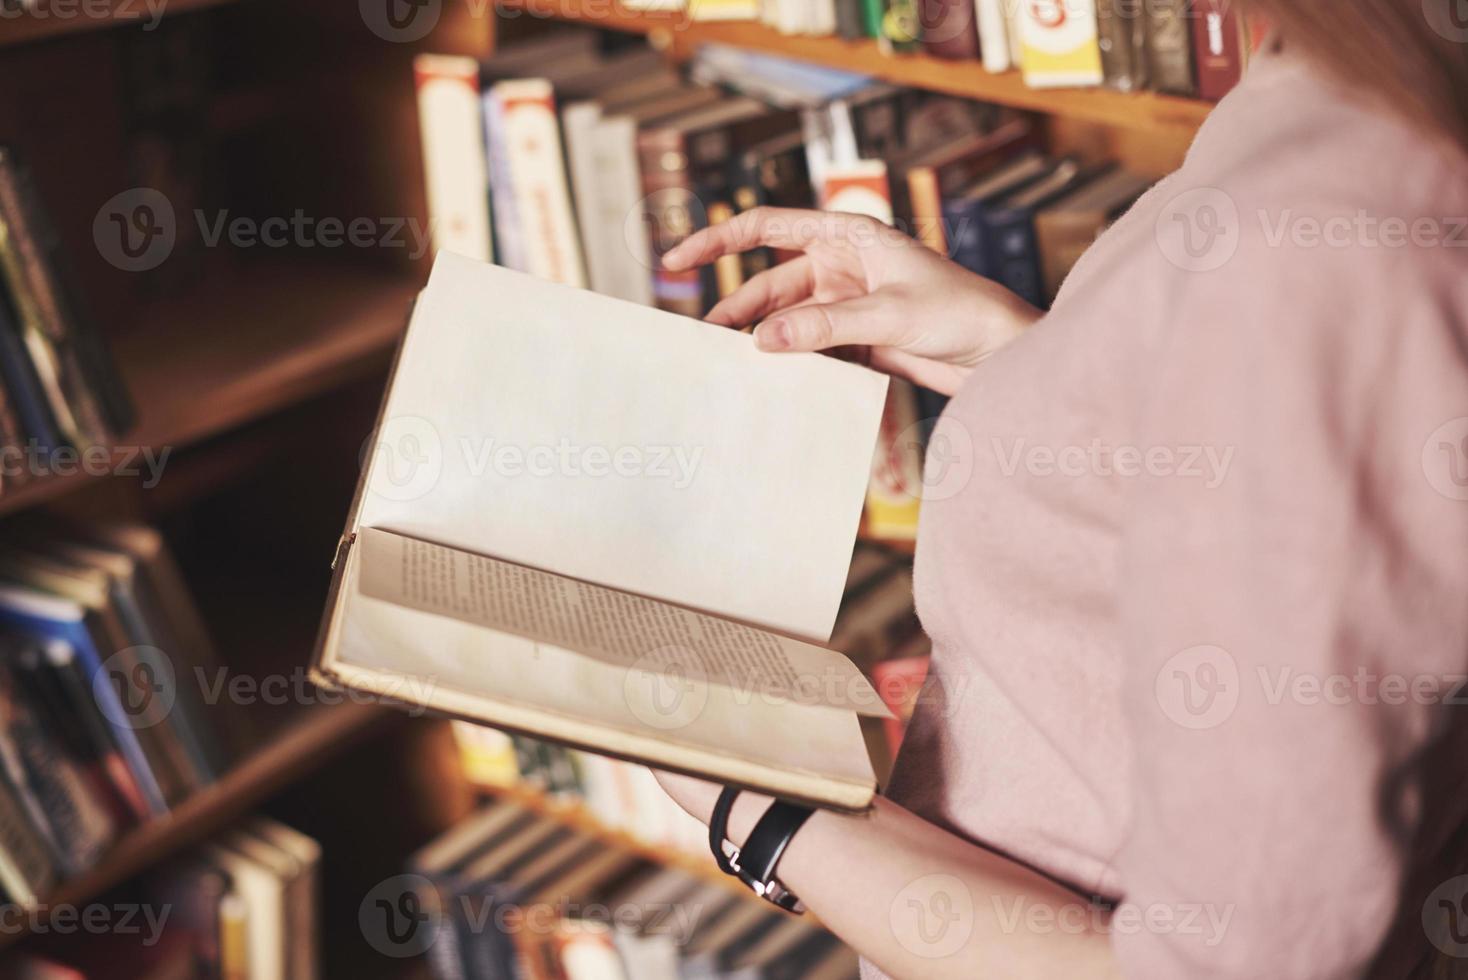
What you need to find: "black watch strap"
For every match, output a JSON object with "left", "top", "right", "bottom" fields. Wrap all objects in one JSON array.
[{"left": 708, "top": 787, "right": 814, "bottom": 913}]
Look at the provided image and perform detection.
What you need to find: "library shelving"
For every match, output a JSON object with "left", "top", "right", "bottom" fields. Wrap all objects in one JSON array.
[{"left": 1, "top": 0, "right": 1203, "bottom": 969}]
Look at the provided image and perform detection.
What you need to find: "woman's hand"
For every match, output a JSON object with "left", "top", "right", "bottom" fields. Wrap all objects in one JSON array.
[{"left": 662, "top": 207, "right": 1042, "bottom": 396}]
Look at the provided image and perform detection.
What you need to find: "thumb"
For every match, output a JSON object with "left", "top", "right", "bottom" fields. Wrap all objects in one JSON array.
[{"left": 752, "top": 293, "right": 909, "bottom": 354}]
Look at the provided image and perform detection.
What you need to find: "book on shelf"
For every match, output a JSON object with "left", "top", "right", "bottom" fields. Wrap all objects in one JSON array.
[
  {"left": 1191, "top": 0, "right": 1249, "bottom": 102},
  {"left": 1096, "top": 0, "right": 1148, "bottom": 93},
  {"left": 0, "top": 520, "right": 240, "bottom": 906},
  {"left": 312, "top": 252, "right": 891, "bottom": 811},
  {"left": 1034, "top": 166, "right": 1152, "bottom": 304},
  {"left": 0, "top": 147, "right": 135, "bottom": 495},
  {"left": 10, "top": 814, "right": 320, "bottom": 979},
  {"left": 1145, "top": 0, "right": 1198, "bottom": 97},
  {"left": 1017, "top": 0, "right": 1105, "bottom": 89}
]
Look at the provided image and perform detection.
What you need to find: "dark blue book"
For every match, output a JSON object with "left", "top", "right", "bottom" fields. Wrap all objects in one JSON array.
[
  {"left": 943, "top": 152, "right": 1054, "bottom": 280},
  {"left": 0, "top": 582, "right": 169, "bottom": 815},
  {"left": 983, "top": 160, "right": 1111, "bottom": 309},
  {"left": 0, "top": 280, "right": 61, "bottom": 456}
]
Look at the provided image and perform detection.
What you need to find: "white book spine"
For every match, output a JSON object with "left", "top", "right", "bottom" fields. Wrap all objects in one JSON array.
[
  {"left": 591, "top": 116, "right": 657, "bottom": 306},
  {"left": 414, "top": 55, "right": 493, "bottom": 263},
  {"left": 976, "top": 0, "right": 1012, "bottom": 72},
  {"left": 493, "top": 79, "right": 588, "bottom": 288},
  {"left": 483, "top": 89, "right": 528, "bottom": 273}
]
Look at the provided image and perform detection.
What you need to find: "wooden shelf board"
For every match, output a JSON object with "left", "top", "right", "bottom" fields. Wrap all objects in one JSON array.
[
  {"left": 0, "top": 261, "right": 418, "bottom": 517},
  {"left": 4, "top": 703, "right": 395, "bottom": 948},
  {"left": 504, "top": 1, "right": 1212, "bottom": 137},
  {"left": 0, "top": 0, "right": 235, "bottom": 49}
]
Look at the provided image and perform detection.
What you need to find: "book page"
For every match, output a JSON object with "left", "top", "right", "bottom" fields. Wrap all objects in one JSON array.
[
  {"left": 356, "top": 253, "right": 888, "bottom": 642},
  {"left": 319, "top": 536, "right": 879, "bottom": 809},
  {"left": 356, "top": 527, "right": 887, "bottom": 716}
]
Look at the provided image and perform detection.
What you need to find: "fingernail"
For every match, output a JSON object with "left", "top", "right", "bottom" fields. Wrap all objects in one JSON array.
[
  {"left": 755, "top": 320, "right": 789, "bottom": 351},
  {"left": 661, "top": 247, "right": 683, "bottom": 270}
]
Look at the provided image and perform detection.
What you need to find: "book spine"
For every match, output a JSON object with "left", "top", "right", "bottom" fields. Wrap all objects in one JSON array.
[
  {"left": 975, "top": 0, "right": 1011, "bottom": 72},
  {"left": 414, "top": 55, "right": 495, "bottom": 264},
  {"left": 637, "top": 129, "right": 704, "bottom": 317},
  {"left": 0, "top": 288, "right": 61, "bottom": 457},
  {"left": 493, "top": 79, "right": 588, "bottom": 288},
  {"left": 942, "top": 198, "right": 992, "bottom": 276},
  {"left": 0, "top": 156, "right": 134, "bottom": 437},
  {"left": 835, "top": 0, "right": 866, "bottom": 38},
  {"left": 0, "top": 779, "right": 56, "bottom": 907},
  {"left": 590, "top": 116, "right": 657, "bottom": 307},
  {"left": 919, "top": 0, "right": 980, "bottom": 60},
  {"left": 1018, "top": 0, "right": 1105, "bottom": 88},
  {"left": 985, "top": 207, "right": 1046, "bottom": 308},
  {"left": 865, "top": 381, "right": 923, "bottom": 541},
  {"left": 1146, "top": 0, "right": 1198, "bottom": 96},
  {"left": 1096, "top": 0, "right": 1146, "bottom": 92},
  {"left": 906, "top": 166, "right": 947, "bottom": 252},
  {"left": 484, "top": 88, "right": 529, "bottom": 273},
  {"left": 859, "top": 0, "right": 887, "bottom": 36},
  {"left": 1192, "top": 0, "right": 1245, "bottom": 101},
  {"left": 706, "top": 201, "right": 746, "bottom": 300},
  {"left": 820, "top": 161, "right": 895, "bottom": 226}
]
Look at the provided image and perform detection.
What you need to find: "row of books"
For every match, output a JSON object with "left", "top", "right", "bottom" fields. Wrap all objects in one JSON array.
[
  {"left": 636, "top": 0, "right": 1253, "bottom": 99},
  {"left": 408, "top": 796, "right": 858, "bottom": 980},
  {"left": 0, "top": 149, "right": 135, "bottom": 496},
  {"left": 6, "top": 814, "right": 321, "bottom": 979},
  {"left": 0, "top": 520, "right": 239, "bottom": 908}
]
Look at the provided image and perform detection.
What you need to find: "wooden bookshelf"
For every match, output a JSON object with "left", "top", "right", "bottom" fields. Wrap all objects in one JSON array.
[
  {"left": 0, "top": 0, "right": 238, "bottom": 48},
  {"left": 501, "top": 0, "right": 1212, "bottom": 139},
  {"left": 0, "top": 261, "right": 417, "bottom": 517},
  {"left": 0, "top": 702, "right": 397, "bottom": 950}
]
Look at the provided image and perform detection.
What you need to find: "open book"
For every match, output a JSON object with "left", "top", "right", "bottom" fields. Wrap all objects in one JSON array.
[{"left": 311, "top": 252, "right": 890, "bottom": 810}]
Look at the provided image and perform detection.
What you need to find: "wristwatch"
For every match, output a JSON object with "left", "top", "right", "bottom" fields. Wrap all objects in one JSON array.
[{"left": 709, "top": 786, "right": 814, "bottom": 913}]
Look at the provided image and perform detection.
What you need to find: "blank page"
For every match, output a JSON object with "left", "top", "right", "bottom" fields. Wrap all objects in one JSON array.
[{"left": 357, "top": 252, "right": 887, "bottom": 642}]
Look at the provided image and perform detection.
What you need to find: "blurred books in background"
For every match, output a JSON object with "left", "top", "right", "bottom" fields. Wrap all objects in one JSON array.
[
  {"left": 0, "top": 521, "right": 243, "bottom": 908},
  {"left": 0, "top": 149, "right": 135, "bottom": 499},
  {"left": 407, "top": 796, "right": 858, "bottom": 980},
  {"left": 2, "top": 815, "right": 320, "bottom": 979}
]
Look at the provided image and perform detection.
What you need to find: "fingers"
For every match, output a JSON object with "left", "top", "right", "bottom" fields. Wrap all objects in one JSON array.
[
  {"left": 705, "top": 257, "right": 815, "bottom": 328},
  {"left": 663, "top": 207, "right": 864, "bottom": 270},
  {"left": 753, "top": 292, "right": 913, "bottom": 354}
]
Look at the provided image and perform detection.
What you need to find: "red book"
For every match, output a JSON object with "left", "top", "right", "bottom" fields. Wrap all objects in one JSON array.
[
  {"left": 872, "top": 648, "right": 932, "bottom": 761},
  {"left": 1191, "top": 0, "right": 1247, "bottom": 101}
]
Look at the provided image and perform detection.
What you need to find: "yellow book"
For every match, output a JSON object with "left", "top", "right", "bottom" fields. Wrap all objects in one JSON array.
[{"left": 1019, "top": 0, "right": 1105, "bottom": 88}]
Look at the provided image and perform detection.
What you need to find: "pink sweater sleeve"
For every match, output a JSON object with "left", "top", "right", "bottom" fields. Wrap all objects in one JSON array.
[{"left": 1109, "top": 230, "right": 1468, "bottom": 977}]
